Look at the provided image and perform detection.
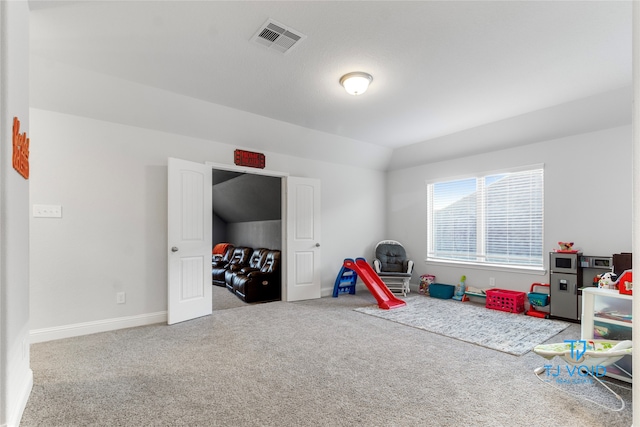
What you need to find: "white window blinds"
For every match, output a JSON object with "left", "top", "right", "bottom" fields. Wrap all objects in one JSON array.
[{"left": 427, "top": 167, "right": 543, "bottom": 268}]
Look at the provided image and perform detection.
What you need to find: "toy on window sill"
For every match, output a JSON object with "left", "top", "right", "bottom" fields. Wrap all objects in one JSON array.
[
  {"left": 452, "top": 275, "right": 467, "bottom": 301},
  {"left": 555, "top": 241, "right": 578, "bottom": 253}
]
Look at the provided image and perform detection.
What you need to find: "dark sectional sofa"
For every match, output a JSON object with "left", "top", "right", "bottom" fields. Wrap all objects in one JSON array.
[{"left": 211, "top": 244, "right": 281, "bottom": 303}]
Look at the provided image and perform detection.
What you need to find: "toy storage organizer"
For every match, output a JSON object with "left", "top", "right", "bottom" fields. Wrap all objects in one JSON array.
[
  {"left": 485, "top": 288, "right": 526, "bottom": 313},
  {"left": 429, "top": 283, "right": 455, "bottom": 299},
  {"left": 528, "top": 292, "right": 549, "bottom": 307}
]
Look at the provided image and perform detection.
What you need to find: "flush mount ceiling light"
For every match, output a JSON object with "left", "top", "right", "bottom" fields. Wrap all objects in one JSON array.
[{"left": 340, "top": 72, "right": 373, "bottom": 95}]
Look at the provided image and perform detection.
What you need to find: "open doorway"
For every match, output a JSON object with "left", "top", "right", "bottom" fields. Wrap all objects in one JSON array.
[
  {"left": 211, "top": 169, "right": 282, "bottom": 310},
  {"left": 168, "top": 158, "right": 321, "bottom": 324}
]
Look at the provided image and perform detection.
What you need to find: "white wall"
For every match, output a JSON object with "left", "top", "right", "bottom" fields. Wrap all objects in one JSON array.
[
  {"left": 387, "top": 125, "right": 632, "bottom": 293},
  {"left": 0, "top": 1, "right": 33, "bottom": 426},
  {"left": 29, "top": 109, "right": 386, "bottom": 335}
]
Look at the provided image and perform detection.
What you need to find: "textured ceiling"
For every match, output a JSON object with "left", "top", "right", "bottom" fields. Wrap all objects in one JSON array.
[{"left": 28, "top": 1, "right": 632, "bottom": 156}]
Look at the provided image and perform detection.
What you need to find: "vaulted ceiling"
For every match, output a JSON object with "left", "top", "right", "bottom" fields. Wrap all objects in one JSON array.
[{"left": 28, "top": 1, "right": 632, "bottom": 168}]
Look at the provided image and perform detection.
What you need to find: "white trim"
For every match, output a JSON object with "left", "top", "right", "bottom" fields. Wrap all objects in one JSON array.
[
  {"left": 425, "top": 258, "right": 547, "bottom": 276},
  {"left": 207, "top": 161, "right": 301, "bottom": 304},
  {"left": 205, "top": 161, "right": 289, "bottom": 177},
  {"left": 29, "top": 312, "right": 167, "bottom": 344},
  {"left": 7, "top": 369, "right": 32, "bottom": 427},
  {"left": 424, "top": 163, "right": 545, "bottom": 185}
]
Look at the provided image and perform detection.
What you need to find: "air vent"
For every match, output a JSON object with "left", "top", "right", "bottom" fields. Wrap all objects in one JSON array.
[{"left": 251, "top": 19, "right": 306, "bottom": 54}]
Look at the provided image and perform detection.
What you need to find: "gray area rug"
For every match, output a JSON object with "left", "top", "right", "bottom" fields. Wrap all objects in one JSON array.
[{"left": 355, "top": 295, "right": 571, "bottom": 355}]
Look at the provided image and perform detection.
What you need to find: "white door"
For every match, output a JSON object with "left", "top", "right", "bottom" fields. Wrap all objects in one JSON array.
[
  {"left": 286, "top": 177, "right": 321, "bottom": 301},
  {"left": 167, "top": 158, "right": 212, "bottom": 324}
]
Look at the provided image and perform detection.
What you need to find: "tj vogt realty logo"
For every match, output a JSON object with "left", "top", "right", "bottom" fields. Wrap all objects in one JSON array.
[{"left": 539, "top": 340, "right": 606, "bottom": 384}]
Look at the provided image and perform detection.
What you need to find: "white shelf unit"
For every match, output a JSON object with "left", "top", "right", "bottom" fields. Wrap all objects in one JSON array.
[{"left": 581, "top": 287, "right": 632, "bottom": 382}]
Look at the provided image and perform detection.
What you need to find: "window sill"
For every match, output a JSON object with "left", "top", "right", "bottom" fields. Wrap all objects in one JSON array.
[{"left": 425, "top": 258, "right": 547, "bottom": 275}]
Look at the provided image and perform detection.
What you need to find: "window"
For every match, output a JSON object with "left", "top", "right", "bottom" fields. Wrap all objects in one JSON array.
[{"left": 426, "top": 167, "right": 544, "bottom": 269}]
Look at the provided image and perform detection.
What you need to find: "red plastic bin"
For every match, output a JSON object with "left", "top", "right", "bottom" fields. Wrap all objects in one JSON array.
[{"left": 485, "top": 288, "right": 526, "bottom": 313}]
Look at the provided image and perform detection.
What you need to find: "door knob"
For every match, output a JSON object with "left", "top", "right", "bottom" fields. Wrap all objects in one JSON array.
[
  {"left": 315, "top": 243, "right": 321, "bottom": 247},
  {"left": 171, "top": 247, "right": 179, "bottom": 252}
]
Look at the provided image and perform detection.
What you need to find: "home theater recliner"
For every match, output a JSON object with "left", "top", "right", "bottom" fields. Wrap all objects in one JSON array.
[
  {"left": 211, "top": 244, "right": 281, "bottom": 303},
  {"left": 212, "top": 245, "right": 251, "bottom": 287},
  {"left": 231, "top": 249, "right": 281, "bottom": 303},
  {"left": 225, "top": 248, "right": 269, "bottom": 292}
]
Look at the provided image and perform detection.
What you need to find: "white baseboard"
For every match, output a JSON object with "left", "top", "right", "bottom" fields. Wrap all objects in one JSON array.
[
  {"left": 7, "top": 368, "right": 32, "bottom": 427},
  {"left": 30, "top": 311, "right": 167, "bottom": 343}
]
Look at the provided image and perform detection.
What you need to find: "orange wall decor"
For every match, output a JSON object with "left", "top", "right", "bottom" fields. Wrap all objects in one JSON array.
[{"left": 12, "top": 116, "right": 29, "bottom": 179}]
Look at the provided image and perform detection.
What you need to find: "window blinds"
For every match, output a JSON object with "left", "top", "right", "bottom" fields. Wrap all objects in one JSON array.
[{"left": 427, "top": 168, "right": 543, "bottom": 267}]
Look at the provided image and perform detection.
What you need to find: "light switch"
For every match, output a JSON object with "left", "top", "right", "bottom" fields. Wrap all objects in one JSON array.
[{"left": 33, "top": 204, "right": 62, "bottom": 218}]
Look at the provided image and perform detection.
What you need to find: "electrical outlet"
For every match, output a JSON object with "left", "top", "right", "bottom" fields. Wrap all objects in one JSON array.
[
  {"left": 489, "top": 277, "right": 495, "bottom": 286},
  {"left": 116, "top": 292, "right": 126, "bottom": 304},
  {"left": 33, "top": 204, "right": 62, "bottom": 218}
]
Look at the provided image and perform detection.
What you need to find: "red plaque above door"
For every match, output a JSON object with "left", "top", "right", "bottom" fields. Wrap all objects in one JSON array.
[{"left": 234, "top": 149, "right": 265, "bottom": 169}]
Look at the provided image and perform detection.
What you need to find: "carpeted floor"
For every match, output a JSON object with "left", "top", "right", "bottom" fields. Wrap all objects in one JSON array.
[
  {"left": 355, "top": 296, "right": 571, "bottom": 355},
  {"left": 212, "top": 284, "right": 250, "bottom": 311},
  {"left": 20, "top": 289, "right": 633, "bottom": 427}
]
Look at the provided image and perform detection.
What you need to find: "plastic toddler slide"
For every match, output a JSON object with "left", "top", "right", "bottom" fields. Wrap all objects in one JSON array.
[{"left": 343, "top": 258, "right": 406, "bottom": 309}]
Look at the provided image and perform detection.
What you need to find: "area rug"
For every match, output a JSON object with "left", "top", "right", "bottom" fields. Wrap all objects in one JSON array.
[{"left": 355, "top": 296, "right": 571, "bottom": 356}]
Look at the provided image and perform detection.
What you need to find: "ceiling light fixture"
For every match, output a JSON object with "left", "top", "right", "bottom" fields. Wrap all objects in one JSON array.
[{"left": 340, "top": 72, "right": 373, "bottom": 96}]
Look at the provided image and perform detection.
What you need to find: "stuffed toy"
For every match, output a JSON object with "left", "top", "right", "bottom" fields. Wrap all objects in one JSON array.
[
  {"left": 598, "top": 272, "right": 618, "bottom": 289},
  {"left": 557, "top": 241, "right": 574, "bottom": 251},
  {"left": 419, "top": 275, "right": 435, "bottom": 294}
]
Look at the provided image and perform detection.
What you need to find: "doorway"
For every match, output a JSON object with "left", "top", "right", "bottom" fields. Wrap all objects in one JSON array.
[
  {"left": 211, "top": 169, "right": 282, "bottom": 309},
  {"left": 167, "top": 158, "right": 322, "bottom": 325}
]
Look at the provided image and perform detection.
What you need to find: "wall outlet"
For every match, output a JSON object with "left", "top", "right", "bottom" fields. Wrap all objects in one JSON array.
[
  {"left": 33, "top": 204, "right": 62, "bottom": 218},
  {"left": 116, "top": 292, "right": 126, "bottom": 304},
  {"left": 489, "top": 277, "right": 495, "bottom": 286}
]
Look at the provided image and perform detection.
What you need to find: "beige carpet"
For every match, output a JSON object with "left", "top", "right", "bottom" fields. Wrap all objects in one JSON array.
[{"left": 20, "top": 291, "right": 632, "bottom": 427}]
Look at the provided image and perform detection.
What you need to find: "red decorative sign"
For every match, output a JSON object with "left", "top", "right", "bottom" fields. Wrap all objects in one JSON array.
[
  {"left": 234, "top": 149, "right": 265, "bottom": 169},
  {"left": 12, "top": 117, "right": 29, "bottom": 179}
]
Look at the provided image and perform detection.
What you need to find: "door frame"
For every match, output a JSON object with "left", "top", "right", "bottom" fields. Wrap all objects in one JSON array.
[{"left": 206, "top": 162, "right": 292, "bottom": 300}]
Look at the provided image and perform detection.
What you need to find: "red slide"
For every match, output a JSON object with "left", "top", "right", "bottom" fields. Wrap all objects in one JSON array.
[{"left": 344, "top": 258, "right": 406, "bottom": 310}]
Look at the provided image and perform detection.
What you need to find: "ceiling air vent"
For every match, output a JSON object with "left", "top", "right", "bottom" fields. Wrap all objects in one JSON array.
[{"left": 251, "top": 19, "right": 306, "bottom": 54}]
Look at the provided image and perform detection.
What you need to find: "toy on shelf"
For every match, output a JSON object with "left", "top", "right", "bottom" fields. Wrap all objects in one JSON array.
[
  {"left": 555, "top": 241, "right": 578, "bottom": 253},
  {"left": 594, "top": 270, "right": 633, "bottom": 294},
  {"left": 617, "top": 270, "right": 632, "bottom": 295},
  {"left": 598, "top": 272, "right": 619, "bottom": 290}
]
